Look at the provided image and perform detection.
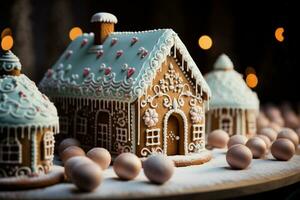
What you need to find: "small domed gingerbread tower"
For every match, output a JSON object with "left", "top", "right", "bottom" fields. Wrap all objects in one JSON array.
[
  {"left": 205, "top": 54, "right": 259, "bottom": 137},
  {"left": 0, "top": 47, "right": 59, "bottom": 178}
]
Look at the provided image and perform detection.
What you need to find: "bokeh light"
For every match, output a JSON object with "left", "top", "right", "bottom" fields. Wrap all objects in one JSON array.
[
  {"left": 1, "top": 27, "right": 12, "bottom": 39},
  {"left": 246, "top": 73, "right": 258, "bottom": 88},
  {"left": 198, "top": 35, "right": 213, "bottom": 50},
  {"left": 245, "top": 66, "right": 256, "bottom": 75},
  {"left": 69, "top": 27, "right": 83, "bottom": 41},
  {"left": 1, "top": 35, "right": 14, "bottom": 51},
  {"left": 275, "top": 27, "right": 284, "bottom": 42}
]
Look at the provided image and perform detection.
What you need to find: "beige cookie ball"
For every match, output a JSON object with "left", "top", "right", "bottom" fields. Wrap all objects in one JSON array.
[
  {"left": 296, "top": 128, "right": 300, "bottom": 141},
  {"left": 258, "top": 127, "right": 278, "bottom": 142},
  {"left": 246, "top": 137, "right": 267, "bottom": 158},
  {"left": 113, "top": 153, "right": 142, "bottom": 180},
  {"left": 226, "top": 144, "right": 252, "bottom": 169},
  {"left": 143, "top": 155, "right": 175, "bottom": 184},
  {"left": 64, "top": 156, "right": 94, "bottom": 181},
  {"left": 268, "top": 122, "right": 282, "bottom": 133},
  {"left": 87, "top": 148, "right": 111, "bottom": 170},
  {"left": 58, "top": 138, "right": 80, "bottom": 157},
  {"left": 283, "top": 113, "right": 299, "bottom": 129},
  {"left": 71, "top": 162, "right": 103, "bottom": 192},
  {"left": 257, "top": 112, "right": 270, "bottom": 131},
  {"left": 277, "top": 128, "right": 299, "bottom": 148},
  {"left": 61, "top": 146, "right": 85, "bottom": 163},
  {"left": 227, "top": 135, "right": 248, "bottom": 148},
  {"left": 207, "top": 129, "right": 230, "bottom": 148},
  {"left": 271, "top": 138, "right": 295, "bottom": 161},
  {"left": 257, "top": 135, "right": 271, "bottom": 149}
]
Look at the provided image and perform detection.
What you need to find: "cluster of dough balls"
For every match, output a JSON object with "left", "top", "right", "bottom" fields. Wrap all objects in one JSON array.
[
  {"left": 59, "top": 138, "right": 175, "bottom": 191},
  {"left": 207, "top": 127, "right": 298, "bottom": 170},
  {"left": 113, "top": 153, "right": 174, "bottom": 184},
  {"left": 59, "top": 138, "right": 111, "bottom": 192}
]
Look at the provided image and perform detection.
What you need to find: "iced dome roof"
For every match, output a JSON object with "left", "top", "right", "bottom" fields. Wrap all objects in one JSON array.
[{"left": 205, "top": 54, "right": 259, "bottom": 110}]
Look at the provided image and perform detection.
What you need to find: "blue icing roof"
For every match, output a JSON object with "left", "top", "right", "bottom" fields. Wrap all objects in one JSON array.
[
  {"left": 0, "top": 74, "right": 59, "bottom": 127},
  {"left": 39, "top": 29, "right": 211, "bottom": 101}
]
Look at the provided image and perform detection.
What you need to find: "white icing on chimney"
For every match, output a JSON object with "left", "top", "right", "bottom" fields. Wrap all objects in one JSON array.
[
  {"left": 214, "top": 54, "right": 234, "bottom": 70},
  {"left": 91, "top": 12, "right": 118, "bottom": 24}
]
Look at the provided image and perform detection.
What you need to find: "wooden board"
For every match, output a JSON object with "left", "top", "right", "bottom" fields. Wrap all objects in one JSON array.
[{"left": 0, "top": 149, "right": 300, "bottom": 200}]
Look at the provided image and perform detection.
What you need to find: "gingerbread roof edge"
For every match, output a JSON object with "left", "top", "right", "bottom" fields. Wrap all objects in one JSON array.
[{"left": 39, "top": 29, "right": 211, "bottom": 102}]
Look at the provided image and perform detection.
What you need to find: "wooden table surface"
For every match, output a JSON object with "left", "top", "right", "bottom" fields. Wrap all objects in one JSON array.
[{"left": 1, "top": 148, "right": 300, "bottom": 200}]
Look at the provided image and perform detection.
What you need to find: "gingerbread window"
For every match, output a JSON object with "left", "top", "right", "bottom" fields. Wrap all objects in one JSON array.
[
  {"left": 0, "top": 137, "right": 22, "bottom": 164},
  {"left": 220, "top": 116, "right": 232, "bottom": 135},
  {"left": 59, "top": 116, "right": 69, "bottom": 134},
  {"left": 76, "top": 116, "right": 87, "bottom": 135},
  {"left": 192, "top": 124, "right": 204, "bottom": 141},
  {"left": 97, "top": 123, "right": 108, "bottom": 148},
  {"left": 116, "top": 128, "right": 127, "bottom": 143},
  {"left": 247, "top": 114, "right": 256, "bottom": 135},
  {"left": 146, "top": 129, "right": 160, "bottom": 146},
  {"left": 43, "top": 131, "right": 54, "bottom": 160}
]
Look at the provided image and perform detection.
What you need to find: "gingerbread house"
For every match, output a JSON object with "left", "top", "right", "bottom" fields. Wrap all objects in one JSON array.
[
  {"left": 205, "top": 54, "right": 259, "bottom": 137},
  {"left": 0, "top": 50, "right": 59, "bottom": 177},
  {"left": 39, "top": 12, "right": 211, "bottom": 158}
]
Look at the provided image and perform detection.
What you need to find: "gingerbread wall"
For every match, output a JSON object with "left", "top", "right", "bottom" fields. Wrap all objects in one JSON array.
[
  {"left": 135, "top": 55, "right": 207, "bottom": 157},
  {"left": 53, "top": 97, "right": 133, "bottom": 156},
  {"left": 206, "top": 108, "right": 257, "bottom": 137},
  {"left": 0, "top": 128, "right": 54, "bottom": 177}
]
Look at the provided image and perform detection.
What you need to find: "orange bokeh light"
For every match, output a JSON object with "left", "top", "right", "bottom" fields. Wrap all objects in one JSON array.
[
  {"left": 246, "top": 73, "right": 258, "bottom": 88},
  {"left": 198, "top": 35, "right": 213, "bottom": 50},
  {"left": 1, "top": 35, "right": 14, "bottom": 51},
  {"left": 69, "top": 27, "right": 83, "bottom": 41},
  {"left": 275, "top": 27, "right": 284, "bottom": 42},
  {"left": 1, "top": 27, "right": 12, "bottom": 39}
]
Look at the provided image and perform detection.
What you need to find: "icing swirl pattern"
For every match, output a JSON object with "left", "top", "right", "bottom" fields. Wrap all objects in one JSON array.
[{"left": 0, "top": 74, "right": 59, "bottom": 126}]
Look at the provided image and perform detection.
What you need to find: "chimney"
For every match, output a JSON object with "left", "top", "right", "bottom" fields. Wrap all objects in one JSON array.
[{"left": 91, "top": 12, "right": 118, "bottom": 45}]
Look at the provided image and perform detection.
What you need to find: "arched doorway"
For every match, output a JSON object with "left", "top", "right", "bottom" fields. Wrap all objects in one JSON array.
[
  {"left": 95, "top": 110, "right": 111, "bottom": 150},
  {"left": 163, "top": 110, "right": 187, "bottom": 155}
]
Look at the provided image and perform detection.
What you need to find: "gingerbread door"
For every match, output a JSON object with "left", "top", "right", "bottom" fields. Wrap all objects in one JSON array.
[
  {"left": 166, "top": 114, "right": 184, "bottom": 155},
  {"left": 95, "top": 111, "right": 110, "bottom": 150}
]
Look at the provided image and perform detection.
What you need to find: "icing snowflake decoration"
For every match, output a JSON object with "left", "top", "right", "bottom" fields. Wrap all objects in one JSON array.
[
  {"left": 143, "top": 108, "right": 159, "bottom": 127},
  {"left": 190, "top": 106, "right": 204, "bottom": 124}
]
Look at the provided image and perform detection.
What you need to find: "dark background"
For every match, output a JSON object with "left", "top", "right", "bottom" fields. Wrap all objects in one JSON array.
[{"left": 0, "top": 0, "right": 298, "bottom": 104}]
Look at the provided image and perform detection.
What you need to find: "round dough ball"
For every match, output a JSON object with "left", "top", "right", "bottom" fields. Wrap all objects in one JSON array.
[
  {"left": 58, "top": 138, "right": 80, "bottom": 157},
  {"left": 257, "top": 135, "right": 271, "bottom": 149},
  {"left": 207, "top": 129, "right": 230, "bottom": 148},
  {"left": 283, "top": 113, "right": 299, "bottom": 129},
  {"left": 296, "top": 128, "right": 300, "bottom": 141},
  {"left": 113, "top": 153, "right": 142, "bottom": 180},
  {"left": 64, "top": 156, "right": 94, "bottom": 181},
  {"left": 258, "top": 128, "right": 278, "bottom": 142},
  {"left": 71, "top": 162, "right": 103, "bottom": 192},
  {"left": 271, "top": 138, "right": 295, "bottom": 161},
  {"left": 227, "top": 135, "right": 248, "bottom": 149},
  {"left": 226, "top": 144, "right": 252, "bottom": 169},
  {"left": 257, "top": 112, "right": 270, "bottom": 131},
  {"left": 272, "top": 117, "right": 285, "bottom": 127},
  {"left": 143, "top": 155, "right": 175, "bottom": 184},
  {"left": 87, "top": 148, "right": 111, "bottom": 170},
  {"left": 268, "top": 122, "right": 282, "bottom": 133},
  {"left": 61, "top": 146, "right": 85, "bottom": 163},
  {"left": 277, "top": 128, "right": 299, "bottom": 148},
  {"left": 246, "top": 137, "right": 267, "bottom": 158}
]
